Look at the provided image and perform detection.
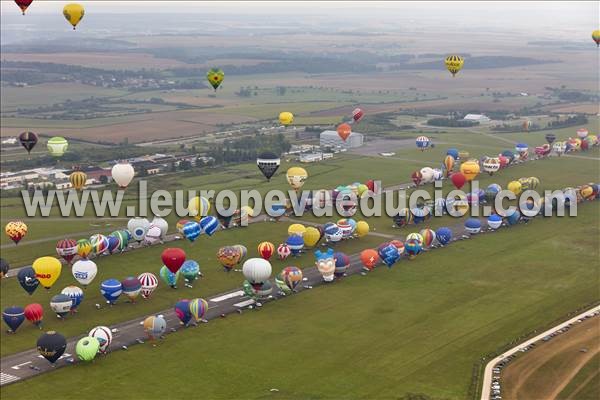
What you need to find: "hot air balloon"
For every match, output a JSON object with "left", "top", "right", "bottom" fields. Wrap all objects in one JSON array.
[
  {"left": 100, "top": 279, "right": 122, "bottom": 304},
  {"left": 121, "top": 277, "right": 142, "bottom": 302},
  {"left": 217, "top": 246, "right": 241, "bottom": 272},
  {"left": 188, "top": 196, "right": 211, "bottom": 221},
  {"left": 138, "top": 272, "right": 159, "bottom": 298},
  {"left": 593, "top": 30, "right": 600, "bottom": 47},
  {"left": 411, "top": 170, "right": 423, "bottom": 186},
  {"left": 337, "top": 219, "right": 353, "bottom": 238},
  {"left": 506, "top": 209, "right": 521, "bottom": 225},
  {"left": 175, "top": 299, "right": 192, "bottom": 326},
  {"left": 522, "top": 120, "right": 531, "bottom": 132},
  {"left": 378, "top": 242, "right": 400, "bottom": 268},
  {"left": 256, "top": 152, "right": 281, "bottom": 181},
  {"left": 3, "top": 306, "right": 25, "bottom": 333},
  {"left": 143, "top": 315, "right": 167, "bottom": 341},
  {"left": 19, "top": 131, "right": 38, "bottom": 153},
  {"left": 507, "top": 180, "right": 522, "bottom": 195},
  {"left": 460, "top": 160, "right": 480, "bottom": 182},
  {"left": 257, "top": 241, "right": 275, "bottom": 260},
  {"left": 314, "top": 248, "right": 336, "bottom": 281},
  {"left": 337, "top": 123, "right": 352, "bottom": 141},
  {"left": 464, "top": 218, "right": 482, "bottom": 234},
  {"left": 76, "top": 337, "right": 100, "bottom": 362},
  {"left": 176, "top": 219, "right": 190, "bottom": 234},
  {"left": 106, "top": 235, "right": 120, "bottom": 254},
  {"left": 24, "top": 303, "right": 43, "bottom": 328},
  {"left": 0, "top": 258, "right": 9, "bottom": 278},
  {"left": 278, "top": 266, "right": 303, "bottom": 293},
  {"left": 5, "top": 220, "right": 27, "bottom": 245},
  {"left": 277, "top": 243, "right": 291, "bottom": 260},
  {"left": 150, "top": 216, "right": 168, "bottom": 238},
  {"left": 545, "top": 133, "right": 556, "bottom": 145},
  {"left": 160, "top": 265, "right": 181, "bottom": 289},
  {"left": 143, "top": 225, "right": 162, "bottom": 246},
  {"left": 487, "top": 214, "right": 503, "bottom": 230},
  {"left": 443, "top": 155, "right": 455, "bottom": 176},
  {"left": 128, "top": 217, "right": 150, "bottom": 242},
  {"left": 111, "top": 161, "right": 135, "bottom": 189},
  {"left": 161, "top": 248, "right": 186, "bottom": 274},
  {"left": 287, "top": 223, "right": 306, "bottom": 237},
  {"left": 180, "top": 260, "right": 200, "bottom": 286},
  {"left": 68, "top": 170, "right": 87, "bottom": 190},
  {"left": 279, "top": 111, "right": 294, "bottom": 126},
  {"left": 576, "top": 128, "right": 588, "bottom": 139},
  {"left": 56, "top": 239, "right": 77, "bottom": 264},
  {"left": 50, "top": 294, "right": 72, "bottom": 318},
  {"left": 14, "top": 0, "right": 34, "bottom": 15},
  {"left": 189, "top": 298, "right": 208, "bottom": 322},
  {"left": 286, "top": 235, "right": 304, "bottom": 255},
  {"left": 18, "top": 267, "right": 39, "bottom": 295},
  {"left": 199, "top": 216, "right": 219, "bottom": 236},
  {"left": 360, "top": 248, "right": 379, "bottom": 271},
  {"left": 32, "top": 256, "right": 61, "bottom": 290},
  {"left": 61, "top": 286, "right": 83, "bottom": 311},
  {"left": 435, "top": 227, "right": 452, "bottom": 245},
  {"left": 445, "top": 55, "right": 464, "bottom": 77},
  {"left": 37, "top": 331, "right": 67, "bottom": 364},
  {"left": 354, "top": 220, "right": 369, "bottom": 237},
  {"left": 450, "top": 172, "right": 467, "bottom": 189},
  {"left": 303, "top": 226, "right": 321, "bottom": 248},
  {"left": 90, "top": 233, "right": 109, "bottom": 256},
  {"left": 286, "top": 167, "right": 308, "bottom": 191},
  {"left": 76, "top": 238, "right": 92, "bottom": 259},
  {"left": 47, "top": 136, "right": 68, "bottom": 157},
  {"left": 63, "top": 3, "right": 84, "bottom": 29},
  {"left": 416, "top": 136, "right": 430, "bottom": 150},
  {"left": 419, "top": 228, "right": 436, "bottom": 248},
  {"left": 419, "top": 167, "right": 435, "bottom": 184},
  {"left": 89, "top": 326, "right": 112, "bottom": 353},
  {"left": 182, "top": 221, "right": 201, "bottom": 242},
  {"left": 242, "top": 258, "right": 272, "bottom": 286},
  {"left": 404, "top": 239, "right": 422, "bottom": 260},
  {"left": 482, "top": 157, "right": 500, "bottom": 175},
  {"left": 206, "top": 68, "right": 224, "bottom": 91},
  {"left": 351, "top": 108, "right": 364, "bottom": 123},
  {"left": 324, "top": 223, "right": 343, "bottom": 242}
]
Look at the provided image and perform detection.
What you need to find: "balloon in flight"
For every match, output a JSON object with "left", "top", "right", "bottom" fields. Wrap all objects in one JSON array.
[
  {"left": 206, "top": 68, "right": 224, "bottom": 90},
  {"left": 47, "top": 136, "right": 68, "bottom": 157},
  {"left": 445, "top": 55, "right": 464, "bottom": 77},
  {"left": 111, "top": 162, "right": 135, "bottom": 189},
  {"left": 19, "top": 131, "right": 38, "bottom": 153}
]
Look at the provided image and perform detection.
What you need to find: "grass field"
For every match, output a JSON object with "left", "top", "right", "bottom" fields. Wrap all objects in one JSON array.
[{"left": 1, "top": 201, "right": 599, "bottom": 399}]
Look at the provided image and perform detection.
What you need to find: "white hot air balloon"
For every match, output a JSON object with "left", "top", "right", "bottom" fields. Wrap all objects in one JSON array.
[
  {"left": 111, "top": 162, "right": 135, "bottom": 189},
  {"left": 88, "top": 326, "right": 113, "bottom": 353},
  {"left": 138, "top": 272, "right": 159, "bottom": 299},
  {"left": 127, "top": 218, "right": 150, "bottom": 242},
  {"left": 143, "top": 225, "right": 162, "bottom": 245},
  {"left": 71, "top": 259, "right": 98, "bottom": 286},
  {"left": 151, "top": 216, "right": 169, "bottom": 239},
  {"left": 419, "top": 167, "right": 435, "bottom": 184},
  {"left": 242, "top": 258, "right": 272, "bottom": 285}
]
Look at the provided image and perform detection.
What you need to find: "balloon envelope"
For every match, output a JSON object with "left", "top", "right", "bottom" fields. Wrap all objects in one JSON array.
[{"left": 37, "top": 331, "right": 67, "bottom": 364}]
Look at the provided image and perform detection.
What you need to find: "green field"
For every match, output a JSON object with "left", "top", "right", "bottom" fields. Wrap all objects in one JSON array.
[
  {"left": 1, "top": 202, "right": 599, "bottom": 399},
  {"left": 557, "top": 353, "right": 600, "bottom": 400}
]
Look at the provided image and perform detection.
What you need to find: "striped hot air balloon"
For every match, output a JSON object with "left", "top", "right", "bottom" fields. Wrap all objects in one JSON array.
[
  {"left": 257, "top": 241, "right": 275, "bottom": 260},
  {"left": 189, "top": 298, "right": 208, "bottom": 322},
  {"left": 90, "top": 234, "right": 109, "bottom": 256},
  {"left": 76, "top": 239, "right": 93, "bottom": 259},
  {"left": 137, "top": 272, "right": 158, "bottom": 299},
  {"left": 69, "top": 171, "right": 87, "bottom": 190},
  {"left": 56, "top": 239, "right": 78, "bottom": 264}
]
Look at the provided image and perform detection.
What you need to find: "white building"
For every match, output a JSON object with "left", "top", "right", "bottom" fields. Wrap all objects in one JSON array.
[
  {"left": 463, "top": 114, "right": 491, "bottom": 124},
  {"left": 320, "top": 130, "right": 364, "bottom": 149}
]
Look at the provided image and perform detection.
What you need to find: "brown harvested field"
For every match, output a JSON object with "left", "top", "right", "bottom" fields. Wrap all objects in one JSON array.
[
  {"left": 543, "top": 103, "right": 600, "bottom": 114},
  {"left": 501, "top": 316, "right": 600, "bottom": 400}
]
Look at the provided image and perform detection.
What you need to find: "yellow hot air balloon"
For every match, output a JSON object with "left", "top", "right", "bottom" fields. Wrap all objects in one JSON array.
[
  {"left": 287, "top": 223, "right": 306, "bottom": 237},
  {"left": 279, "top": 112, "right": 294, "bottom": 126},
  {"left": 32, "top": 256, "right": 62, "bottom": 289},
  {"left": 188, "top": 196, "right": 211, "bottom": 222},
  {"left": 69, "top": 171, "right": 87, "bottom": 190},
  {"left": 303, "top": 227, "right": 321, "bottom": 248},
  {"left": 206, "top": 68, "right": 224, "bottom": 91},
  {"left": 5, "top": 220, "right": 28, "bottom": 245},
  {"left": 355, "top": 220, "right": 370, "bottom": 237},
  {"left": 286, "top": 167, "right": 308, "bottom": 191},
  {"left": 445, "top": 55, "right": 464, "bottom": 77},
  {"left": 63, "top": 3, "right": 84, "bottom": 30},
  {"left": 507, "top": 181, "right": 522, "bottom": 195},
  {"left": 592, "top": 30, "right": 600, "bottom": 47},
  {"left": 459, "top": 160, "right": 480, "bottom": 182}
]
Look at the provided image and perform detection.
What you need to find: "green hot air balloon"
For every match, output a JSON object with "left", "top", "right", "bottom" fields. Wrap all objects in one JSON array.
[
  {"left": 275, "top": 273, "right": 292, "bottom": 295},
  {"left": 47, "top": 137, "right": 69, "bottom": 158},
  {"left": 76, "top": 336, "right": 100, "bottom": 362}
]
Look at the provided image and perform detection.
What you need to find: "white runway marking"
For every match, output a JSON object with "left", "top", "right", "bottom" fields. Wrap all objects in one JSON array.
[
  {"left": 1, "top": 372, "right": 21, "bottom": 385},
  {"left": 233, "top": 299, "right": 255, "bottom": 308},
  {"left": 11, "top": 361, "right": 31, "bottom": 370},
  {"left": 210, "top": 290, "right": 244, "bottom": 302}
]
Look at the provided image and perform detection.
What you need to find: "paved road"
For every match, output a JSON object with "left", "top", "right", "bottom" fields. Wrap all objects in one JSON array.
[
  {"left": 480, "top": 304, "right": 600, "bottom": 400},
  {"left": 0, "top": 219, "right": 477, "bottom": 386}
]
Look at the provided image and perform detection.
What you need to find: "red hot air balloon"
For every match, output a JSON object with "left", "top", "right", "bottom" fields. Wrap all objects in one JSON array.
[
  {"left": 411, "top": 170, "right": 423, "bottom": 186},
  {"left": 352, "top": 108, "right": 364, "bottom": 123},
  {"left": 450, "top": 172, "right": 467, "bottom": 190},
  {"left": 24, "top": 303, "right": 43, "bottom": 328},
  {"left": 15, "top": 0, "right": 33, "bottom": 15},
  {"left": 360, "top": 249, "right": 380, "bottom": 271},
  {"left": 366, "top": 179, "right": 375, "bottom": 192},
  {"left": 161, "top": 248, "right": 186, "bottom": 274},
  {"left": 337, "top": 123, "right": 352, "bottom": 141}
]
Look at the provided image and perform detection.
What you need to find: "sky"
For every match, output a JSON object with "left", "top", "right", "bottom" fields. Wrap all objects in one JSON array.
[{"left": 0, "top": 1, "right": 597, "bottom": 36}]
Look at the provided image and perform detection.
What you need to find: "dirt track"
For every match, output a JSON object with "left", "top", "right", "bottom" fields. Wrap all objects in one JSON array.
[{"left": 501, "top": 316, "right": 600, "bottom": 400}]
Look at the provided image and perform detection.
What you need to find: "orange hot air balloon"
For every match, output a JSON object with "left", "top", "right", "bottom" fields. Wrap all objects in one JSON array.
[
  {"left": 360, "top": 249, "right": 380, "bottom": 271},
  {"left": 337, "top": 123, "right": 352, "bottom": 141},
  {"left": 443, "top": 155, "right": 455, "bottom": 176}
]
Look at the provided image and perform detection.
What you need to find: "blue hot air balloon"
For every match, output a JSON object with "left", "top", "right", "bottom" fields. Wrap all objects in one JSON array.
[
  {"left": 435, "top": 227, "right": 452, "bottom": 245},
  {"left": 100, "top": 279, "right": 122, "bottom": 304},
  {"left": 404, "top": 239, "right": 422, "bottom": 259},
  {"left": 182, "top": 221, "right": 201, "bottom": 242},
  {"left": 378, "top": 243, "right": 401, "bottom": 268},
  {"left": 2, "top": 306, "right": 25, "bottom": 333},
  {"left": 464, "top": 218, "right": 482, "bottom": 234},
  {"left": 107, "top": 235, "right": 120, "bottom": 254},
  {"left": 334, "top": 252, "right": 350, "bottom": 277},
  {"left": 285, "top": 235, "right": 304, "bottom": 255},
  {"left": 17, "top": 266, "right": 40, "bottom": 295},
  {"left": 447, "top": 148, "right": 459, "bottom": 160},
  {"left": 174, "top": 299, "right": 192, "bottom": 325},
  {"left": 199, "top": 216, "right": 219, "bottom": 236},
  {"left": 180, "top": 260, "right": 200, "bottom": 284},
  {"left": 487, "top": 214, "right": 503, "bottom": 230},
  {"left": 506, "top": 209, "right": 521, "bottom": 225}
]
